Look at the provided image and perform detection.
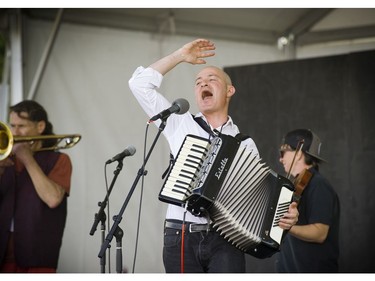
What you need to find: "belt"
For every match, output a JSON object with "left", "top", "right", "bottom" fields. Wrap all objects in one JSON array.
[{"left": 164, "top": 220, "right": 213, "bottom": 233}]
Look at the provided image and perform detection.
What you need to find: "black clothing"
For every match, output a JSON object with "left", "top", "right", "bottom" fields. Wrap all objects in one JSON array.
[{"left": 276, "top": 168, "right": 340, "bottom": 272}]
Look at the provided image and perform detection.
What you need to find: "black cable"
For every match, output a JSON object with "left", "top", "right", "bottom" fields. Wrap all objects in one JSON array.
[
  {"left": 104, "top": 163, "right": 111, "bottom": 272},
  {"left": 131, "top": 123, "right": 150, "bottom": 273}
]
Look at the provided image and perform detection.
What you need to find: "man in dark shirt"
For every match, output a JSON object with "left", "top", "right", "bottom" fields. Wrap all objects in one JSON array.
[{"left": 275, "top": 129, "right": 340, "bottom": 272}]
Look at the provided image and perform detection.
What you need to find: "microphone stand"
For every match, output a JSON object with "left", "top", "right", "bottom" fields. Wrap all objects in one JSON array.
[
  {"left": 90, "top": 160, "right": 124, "bottom": 273},
  {"left": 98, "top": 119, "right": 167, "bottom": 272},
  {"left": 114, "top": 225, "right": 124, "bottom": 273},
  {"left": 99, "top": 211, "right": 107, "bottom": 273}
]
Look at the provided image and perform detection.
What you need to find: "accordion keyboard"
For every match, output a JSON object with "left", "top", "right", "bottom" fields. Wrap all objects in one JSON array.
[
  {"left": 269, "top": 186, "right": 295, "bottom": 243},
  {"left": 159, "top": 135, "right": 210, "bottom": 202}
]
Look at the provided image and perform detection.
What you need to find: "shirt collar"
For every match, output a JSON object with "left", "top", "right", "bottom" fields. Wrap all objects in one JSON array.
[{"left": 195, "top": 112, "right": 234, "bottom": 130}]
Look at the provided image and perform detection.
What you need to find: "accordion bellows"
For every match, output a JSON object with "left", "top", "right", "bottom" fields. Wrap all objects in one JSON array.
[{"left": 159, "top": 134, "right": 294, "bottom": 258}]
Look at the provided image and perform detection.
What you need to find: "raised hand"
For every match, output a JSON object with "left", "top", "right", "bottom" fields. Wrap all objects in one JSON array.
[
  {"left": 149, "top": 38, "right": 216, "bottom": 75},
  {"left": 179, "top": 38, "right": 216, "bottom": 65}
]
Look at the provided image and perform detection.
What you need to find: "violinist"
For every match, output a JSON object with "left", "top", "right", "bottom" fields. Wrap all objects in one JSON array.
[{"left": 275, "top": 129, "right": 340, "bottom": 273}]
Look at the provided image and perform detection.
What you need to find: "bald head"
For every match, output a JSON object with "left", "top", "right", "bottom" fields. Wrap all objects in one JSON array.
[{"left": 197, "top": 66, "right": 232, "bottom": 86}]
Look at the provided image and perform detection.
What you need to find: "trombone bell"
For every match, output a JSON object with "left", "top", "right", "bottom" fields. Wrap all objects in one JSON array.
[{"left": 0, "top": 121, "right": 81, "bottom": 161}]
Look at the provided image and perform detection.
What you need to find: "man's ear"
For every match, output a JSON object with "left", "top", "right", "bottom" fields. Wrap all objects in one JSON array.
[
  {"left": 37, "top": 120, "right": 46, "bottom": 134},
  {"left": 227, "top": 85, "right": 236, "bottom": 98}
]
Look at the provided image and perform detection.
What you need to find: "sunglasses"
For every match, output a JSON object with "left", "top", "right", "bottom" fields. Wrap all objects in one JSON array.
[{"left": 279, "top": 148, "right": 294, "bottom": 158}]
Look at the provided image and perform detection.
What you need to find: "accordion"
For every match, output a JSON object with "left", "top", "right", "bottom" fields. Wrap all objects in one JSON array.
[{"left": 158, "top": 134, "right": 295, "bottom": 258}]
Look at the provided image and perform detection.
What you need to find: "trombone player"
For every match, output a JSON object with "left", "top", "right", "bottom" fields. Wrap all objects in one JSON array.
[{"left": 0, "top": 100, "right": 73, "bottom": 273}]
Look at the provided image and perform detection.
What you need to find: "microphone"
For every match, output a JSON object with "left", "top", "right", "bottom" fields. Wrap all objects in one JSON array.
[
  {"left": 106, "top": 145, "right": 136, "bottom": 164},
  {"left": 149, "top": 98, "right": 190, "bottom": 122}
]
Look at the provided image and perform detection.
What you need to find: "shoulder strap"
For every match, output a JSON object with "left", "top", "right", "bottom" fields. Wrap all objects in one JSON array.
[
  {"left": 235, "top": 132, "right": 251, "bottom": 141},
  {"left": 193, "top": 115, "right": 216, "bottom": 137},
  {"left": 194, "top": 114, "right": 251, "bottom": 141},
  {"left": 162, "top": 152, "right": 175, "bottom": 180}
]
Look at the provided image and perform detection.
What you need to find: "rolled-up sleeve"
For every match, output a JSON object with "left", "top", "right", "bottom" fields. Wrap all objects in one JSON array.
[{"left": 128, "top": 66, "right": 170, "bottom": 119}]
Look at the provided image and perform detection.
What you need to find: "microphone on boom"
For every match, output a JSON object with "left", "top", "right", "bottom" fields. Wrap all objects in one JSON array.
[
  {"left": 106, "top": 145, "right": 136, "bottom": 164},
  {"left": 149, "top": 98, "right": 190, "bottom": 123}
]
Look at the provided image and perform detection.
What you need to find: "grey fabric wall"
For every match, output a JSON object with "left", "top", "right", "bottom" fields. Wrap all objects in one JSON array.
[{"left": 225, "top": 50, "right": 375, "bottom": 273}]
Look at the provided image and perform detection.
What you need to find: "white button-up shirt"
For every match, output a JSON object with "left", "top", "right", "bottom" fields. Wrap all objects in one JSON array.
[{"left": 129, "top": 66, "right": 259, "bottom": 224}]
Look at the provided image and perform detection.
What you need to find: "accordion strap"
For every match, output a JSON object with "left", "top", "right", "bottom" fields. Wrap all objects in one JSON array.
[
  {"left": 193, "top": 115, "right": 251, "bottom": 141},
  {"left": 162, "top": 152, "right": 175, "bottom": 180},
  {"left": 193, "top": 115, "right": 216, "bottom": 137},
  {"left": 161, "top": 115, "right": 251, "bottom": 179},
  {"left": 234, "top": 132, "right": 251, "bottom": 141}
]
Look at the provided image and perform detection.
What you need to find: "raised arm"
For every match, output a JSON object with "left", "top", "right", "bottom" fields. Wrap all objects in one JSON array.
[{"left": 149, "top": 39, "right": 216, "bottom": 75}]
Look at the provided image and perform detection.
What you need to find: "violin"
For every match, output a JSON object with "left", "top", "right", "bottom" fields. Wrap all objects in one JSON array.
[
  {"left": 285, "top": 139, "right": 313, "bottom": 204},
  {"left": 291, "top": 169, "right": 312, "bottom": 204}
]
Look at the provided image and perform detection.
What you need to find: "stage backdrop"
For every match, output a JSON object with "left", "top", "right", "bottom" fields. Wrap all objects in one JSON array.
[{"left": 225, "top": 50, "right": 375, "bottom": 273}]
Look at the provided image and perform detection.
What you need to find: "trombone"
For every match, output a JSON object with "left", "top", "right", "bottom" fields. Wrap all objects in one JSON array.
[{"left": 0, "top": 121, "right": 81, "bottom": 161}]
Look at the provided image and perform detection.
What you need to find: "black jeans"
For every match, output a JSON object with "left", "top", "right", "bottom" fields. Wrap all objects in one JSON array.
[{"left": 163, "top": 222, "right": 245, "bottom": 273}]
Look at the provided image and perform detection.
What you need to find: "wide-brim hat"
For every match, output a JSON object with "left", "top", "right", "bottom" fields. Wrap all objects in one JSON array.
[{"left": 281, "top": 129, "right": 327, "bottom": 162}]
